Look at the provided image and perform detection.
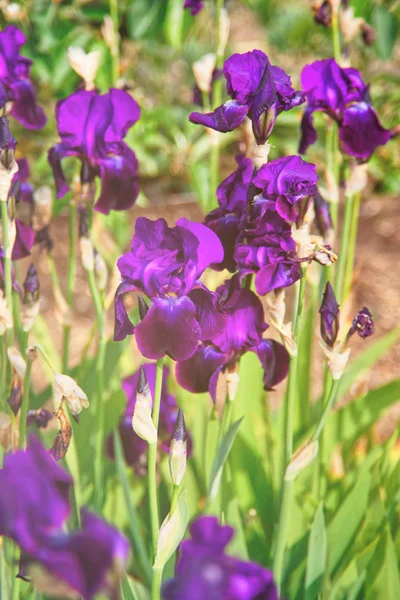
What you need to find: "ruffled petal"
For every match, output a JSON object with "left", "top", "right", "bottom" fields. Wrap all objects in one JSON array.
[
  {"left": 105, "top": 88, "right": 140, "bottom": 142},
  {"left": 254, "top": 339, "right": 290, "bottom": 390},
  {"left": 113, "top": 281, "right": 138, "bottom": 342},
  {"left": 188, "top": 286, "right": 226, "bottom": 341},
  {"left": 9, "top": 79, "right": 46, "bottom": 130},
  {"left": 189, "top": 100, "right": 249, "bottom": 133},
  {"left": 135, "top": 296, "right": 201, "bottom": 361},
  {"left": 339, "top": 102, "right": 392, "bottom": 159},
  {"left": 224, "top": 50, "right": 270, "bottom": 105},
  {"left": 176, "top": 344, "right": 226, "bottom": 394},
  {"left": 204, "top": 211, "right": 241, "bottom": 272},
  {"left": 255, "top": 261, "right": 302, "bottom": 295},
  {"left": 176, "top": 218, "right": 224, "bottom": 275},
  {"left": 95, "top": 146, "right": 139, "bottom": 214}
]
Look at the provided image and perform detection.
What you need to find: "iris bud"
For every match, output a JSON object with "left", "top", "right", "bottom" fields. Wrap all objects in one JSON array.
[
  {"left": 132, "top": 367, "right": 157, "bottom": 444},
  {"left": 347, "top": 307, "right": 374, "bottom": 341},
  {"left": 319, "top": 282, "right": 340, "bottom": 347},
  {"left": 169, "top": 409, "right": 187, "bottom": 486}
]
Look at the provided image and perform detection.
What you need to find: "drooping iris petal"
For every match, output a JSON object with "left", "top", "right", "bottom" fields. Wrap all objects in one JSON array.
[
  {"left": 216, "top": 154, "right": 253, "bottom": 213},
  {"left": 339, "top": 102, "right": 392, "bottom": 159},
  {"left": 135, "top": 296, "right": 201, "bottom": 361},
  {"left": 11, "top": 219, "right": 35, "bottom": 259},
  {"left": 9, "top": 79, "right": 46, "bottom": 129},
  {"left": 254, "top": 339, "right": 290, "bottom": 390},
  {"left": 255, "top": 260, "right": 302, "bottom": 295},
  {"left": 204, "top": 211, "right": 242, "bottom": 272},
  {"left": 190, "top": 100, "right": 249, "bottom": 133},
  {"left": 0, "top": 436, "right": 72, "bottom": 553},
  {"left": 299, "top": 107, "right": 319, "bottom": 154},
  {"left": 113, "top": 281, "right": 138, "bottom": 342},
  {"left": 189, "top": 286, "right": 227, "bottom": 341},
  {"left": 95, "top": 149, "right": 139, "bottom": 213},
  {"left": 162, "top": 516, "right": 278, "bottom": 600},
  {"left": 176, "top": 344, "right": 227, "bottom": 394}
]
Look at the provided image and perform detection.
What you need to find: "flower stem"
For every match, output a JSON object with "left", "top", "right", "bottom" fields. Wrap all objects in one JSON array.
[
  {"left": 284, "top": 266, "right": 307, "bottom": 467},
  {"left": 312, "top": 378, "right": 340, "bottom": 442},
  {"left": 113, "top": 428, "right": 152, "bottom": 585},
  {"left": 169, "top": 484, "right": 180, "bottom": 517},
  {"left": 149, "top": 357, "right": 164, "bottom": 600},
  {"left": 62, "top": 202, "right": 77, "bottom": 372},
  {"left": 343, "top": 192, "right": 361, "bottom": 300},
  {"left": 335, "top": 193, "right": 354, "bottom": 304},
  {"left": 273, "top": 477, "right": 294, "bottom": 594},
  {"left": 331, "top": 7, "right": 341, "bottom": 63},
  {"left": 18, "top": 360, "right": 32, "bottom": 449},
  {"left": 109, "top": 0, "right": 120, "bottom": 85},
  {"left": 87, "top": 267, "right": 107, "bottom": 511},
  {"left": 1, "top": 199, "right": 13, "bottom": 346}
]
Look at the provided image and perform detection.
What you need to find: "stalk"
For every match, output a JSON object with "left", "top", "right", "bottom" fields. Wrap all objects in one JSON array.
[
  {"left": 62, "top": 202, "right": 77, "bottom": 372},
  {"left": 331, "top": 5, "right": 341, "bottom": 63},
  {"left": 273, "top": 478, "right": 294, "bottom": 594},
  {"left": 169, "top": 484, "right": 180, "bottom": 517},
  {"left": 18, "top": 359, "right": 32, "bottom": 449},
  {"left": 149, "top": 357, "right": 164, "bottom": 600},
  {"left": 335, "top": 193, "right": 354, "bottom": 304},
  {"left": 343, "top": 192, "right": 361, "bottom": 300},
  {"left": 312, "top": 378, "right": 340, "bottom": 442},
  {"left": 1, "top": 199, "right": 13, "bottom": 346},
  {"left": 109, "top": 0, "right": 120, "bottom": 85}
]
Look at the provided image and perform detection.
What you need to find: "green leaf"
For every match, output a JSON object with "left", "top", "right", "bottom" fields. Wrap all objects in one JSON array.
[
  {"left": 207, "top": 417, "right": 243, "bottom": 502},
  {"left": 327, "top": 470, "right": 371, "bottom": 574},
  {"left": 164, "top": 0, "right": 186, "bottom": 50},
  {"left": 329, "top": 539, "right": 378, "bottom": 599},
  {"left": 305, "top": 502, "right": 327, "bottom": 600},
  {"left": 365, "top": 527, "right": 400, "bottom": 599},
  {"left": 372, "top": 6, "right": 398, "bottom": 61},
  {"left": 154, "top": 490, "right": 189, "bottom": 569},
  {"left": 121, "top": 576, "right": 150, "bottom": 600}
]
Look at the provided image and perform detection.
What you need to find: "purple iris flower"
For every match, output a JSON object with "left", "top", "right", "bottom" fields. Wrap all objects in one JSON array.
[
  {"left": 319, "top": 282, "right": 340, "bottom": 347},
  {"left": 114, "top": 217, "right": 224, "bottom": 361},
  {"left": 0, "top": 26, "right": 46, "bottom": 129},
  {"left": 299, "top": 58, "right": 393, "bottom": 160},
  {"left": 0, "top": 218, "right": 35, "bottom": 260},
  {"left": 190, "top": 50, "right": 304, "bottom": 144},
  {"left": 0, "top": 437, "right": 129, "bottom": 600},
  {"left": 107, "top": 363, "right": 191, "bottom": 473},
  {"left": 176, "top": 276, "right": 289, "bottom": 395},
  {"left": 205, "top": 155, "right": 253, "bottom": 272},
  {"left": 347, "top": 306, "right": 374, "bottom": 340},
  {"left": 48, "top": 88, "right": 140, "bottom": 214},
  {"left": 162, "top": 516, "right": 278, "bottom": 600},
  {"left": 252, "top": 155, "right": 318, "bottom": 221},
  {"left": 11, "top": 158, "right": 34, "bottom": 205},
  {"left": 234, "top": 200, "right": 302, "bottom": 295},
  {"left": 184, "top": 0, "right": 204, "bottom": 16}
]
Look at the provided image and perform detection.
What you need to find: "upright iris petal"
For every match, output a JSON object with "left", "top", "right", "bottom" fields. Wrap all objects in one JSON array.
[
  {"left": 0, "top": 26, "right": 46, "bottom": 129},
  {"left": 190, "top": 49, "right": 304, "bottom": 144},
  {"left": 49, "top": 88, "right": 140, "bottom": 214},
  {"left": 114, "top": 217, "right": 223, "bottom": 360},
  {"left": 162, "top": 516, "right": 278, "bottom": 600}
]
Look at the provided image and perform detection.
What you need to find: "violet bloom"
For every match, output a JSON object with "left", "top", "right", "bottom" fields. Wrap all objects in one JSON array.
[
  {"left": 234, "top": 200, "right": 302, "bottom": 295},
  {"left": 0, "top": 437, "right": 129, "bottom": 600},
  {"left": 319, "top": 282, "right": 340, "bottom": 347},
  {"left": 11, "top": 158, "right": 34, "bottom": 205},
  {"left": 299, "top": 58, "right": 393, "bottom": 160},
  {"left": 252, "top": 155, "right": 318, "bottom": 221},
  {"left": 107, "top": 363, "right": 191, "bottom": 474},
  {"left": 184, "top": 0, "right": 204, "bottom": 15},
  {"left": 190, "top": 49, "right": 304, "bottom": 144},
  {"left": 205, "top": 155, "right": 253, "bottom": 272},
  {"left": 114, "top": 217, "right": 223, "bottom": 361},
  {"left": 176, "top": 276, "right": 289, "bottom": 395},
  {"left": 162, "top": 516, "right": 278, "bottom": 600},
  {"left": 0, "top": 217, "right": 35, "bottom": 260},
  {"left": 347, "top": 306, "right": 374, "bottom": 340},
  {"left": 49, "top": 88, "right": 140, "bottom": 214},
  {"left": 0, "top": 26, "right": 46, "bottom": 129}
]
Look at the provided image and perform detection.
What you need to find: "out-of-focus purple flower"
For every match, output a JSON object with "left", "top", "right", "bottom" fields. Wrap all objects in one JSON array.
[
  {"left": 107, "top": 363, "right": 191, "bottom": 473},
  {"left": 162, "top": 516, "right": 278, "bottom": 600},
  {"left": 0, "top": 437, "right": 129, "bottom": 600},
  {"left": 0, "top": 218, "right": 35, "bottom": 260},
  {"left": 299, "top": 58, "right": 393, "bottom": 159},
  {"left": 184, "top": 0, "right": 204, "bottom": 15},
  {"left": 23, "top": 262, "right": 39, "bottom": 301},
  {"left": 190, "top": 50, "right": 304, "bottom": 144},
  {"left": 347, "top": 306, "right": 374, "bottom": 340},
  {"left": 193, "top": 68, "right": 222, "bottom": 107},
  {"left": 313, "top": 1, "right": 331, "bottom": 27},
  {"left": 176, "top": 276, "right": 289, "bottom": 396},
  {"left": 319, "top": 282, "right": 340, "bottom": 347},
  {"left": 0, "top": 436, "right": 72, "bottom": 554},
  {"left": 252, "top": 155, "right": 318, "bottom": 221},
  {"left": 314, "top": 188, "right": 333, "bottom": 239},
  {"left": 205, "top": 155, "right": 253, "bottom": 272},
  {"left": 10, "top": 159, "right": 33, "bottom": 205},
  {"left": 48, "top": 88, "right": 140, "bottom": 214},
  {"left": 114, "top": 217, "right": 223, "bottom": 360},
  {"left": 0, "top": 26, "right": 46, "bottom": 129},
  {"left": 27, "top": 408, "right": 53, "bottom": 429}
]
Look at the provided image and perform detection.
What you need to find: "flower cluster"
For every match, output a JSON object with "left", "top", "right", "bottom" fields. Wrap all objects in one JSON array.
[
  {"left": 162, "top": 516, "right": 278, "bottom": 599},
  {"left": 0, "top": 437, "right": 128, "bottom": 600},
  {"left": 299, "top": 58, "right": 394, "bottom": 160}
]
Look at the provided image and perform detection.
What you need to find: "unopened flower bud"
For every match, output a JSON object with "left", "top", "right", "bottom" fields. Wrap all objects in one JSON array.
[
  {"left": 102, "top": 15, "right": 119, "bottom": 53},
  {"left": 169, "top": 409, "right": 187, "bottom": 486},
  {"left": 314, "top": 189, "right": 334, "bottom": 243},
  {"left": 312, "top": 0, "right": 331, "bottom": 27},
  {"left": 67, "top": 46, "right": 100, "bottom": 91},
  {"left": 27, "top": 408, "right": 53, "bottom": 429},
  {"left": 21, "top": 264, "right": 40, "bottom": 332},
  {"left": 26, "top": 346, "right": 38, "bottom": 363},
  {"left": 94, "top": 251, "right": 108, "bottom": 291},
  {"left": 53, "top": 373, "right": 89, "bottom": 420},
  {"left": 138, "top": 295, "right": 149, "bottom": 321},
  {"left": 361, "top": 23, "right": 376, "bottom": 46},
  {"left": 193, "top": 54, "right": 216, "bottom": 94},
  {"left": 217, "top": 9, "right": 230, "bottom": 57},
  {"left": 80, "top": 236, "right": 95, "bottom": 271},
  {"left": 51, "top": 406, "right": 72, "bottom": 461},
  {"left": 7, "top": 346, "right": 26, "bottom": 379},
  {"left": 226, "top": 368, "right": 240, "bottom": 402},
  {"left": 0, "top": 117, "right": 18, "bottom": 199},
  {"left": 319, "top": 282, "right": 340, "bottom": 348},
  {"left": 321, "top": 343, "right": 351, "bottom": 380},
  {"left": 346, "top": 307, "right": 374, "bottom": 342},
  {"left": 33, "top": 186, "right": 53, "bottom": 229},
  {"left": 7, "top": 347, "right": 26, "bottom": 416},
  {"left": 0, "top": 291, "right": 13, "bottom": 333},
  {"left": 340, "top": 7, "right": 365, "bottom": 43},
  {"left": 132, "top": 367, "right": 157, "bottom": 444}
]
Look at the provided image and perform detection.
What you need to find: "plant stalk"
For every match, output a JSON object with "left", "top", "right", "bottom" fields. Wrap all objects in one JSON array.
[
  {"left": 62, "top": 202, "right": 77, "bottom": 372},
  {"left": 18, "top": 360, "right": 32, "bottom": 449},
  {"left": 335, "top": 193, "right": 354, "bottom": 304},
  {"left": 273, "top": 478, "right": 294, "bottom": 594},
  {"left": 1, "top": 200, "right": 13, "bottom": 346}
]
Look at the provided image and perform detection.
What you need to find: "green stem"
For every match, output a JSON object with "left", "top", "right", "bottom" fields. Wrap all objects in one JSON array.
[
  {"left": 151, "top": 567, "right": 163, "bottom": 600},
  {"left": 1, "top": 200, "right": 13, "bottom": 346},
  {"left": 284, "top": 267, "right": 308, "bottom": 466},
  {"left": 18, "top": 360, "right": 32, "bottom": 449},
  {"left": 331, "top": 8, "right": 341, "bottom": 63},
  {"left": 62, "top": 203, "right": 77, "bottom": 372},
  {"left": 109, "top": 0, "right": 120, "bottom": 85},
  {"left": 273, "top": 478, "right": 294, "bottom": 594},
  {"left": 335, "top": 194, "right": 354, "bottom": 304},
  {"left": 0, "top": 335, "right": 5, "bottom": 404},
  {"left": 169, "top": 484, "right": 180, "bottom": 517},
  {"left": 113, "top": 429, "right": 152, "bottom": 585},
  {"left": 312, "top": 378, "right": 340, "bottom": 442},
  {"left": 149, "top": 357, "right": 164, "bottom": 559},
  {"left": 343, "top": 192, "right": 361, "bottom": 300}
]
